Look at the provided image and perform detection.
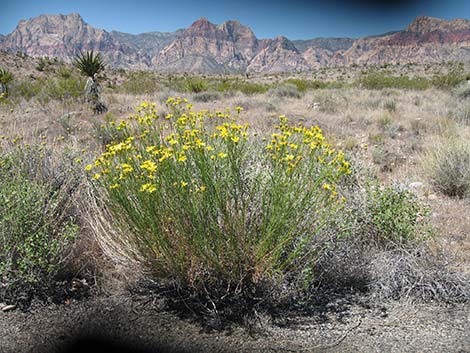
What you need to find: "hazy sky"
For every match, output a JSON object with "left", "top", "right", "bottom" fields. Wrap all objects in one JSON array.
[{"left": 1, "top": 0, "right": 470, "bottom": 39}]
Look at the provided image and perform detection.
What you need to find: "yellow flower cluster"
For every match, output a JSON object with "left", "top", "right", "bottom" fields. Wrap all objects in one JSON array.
[
  {"left": 85, "top": 98, "right": 351, "bottom": 199},
  {"left": 267, "top": 116, "right": 350, "bottom": 172},
  {"left": 213, "top": 122, "right": 248, "bottom": 144},
  {"left": 86, "top": 98, "right": 238, "bottom": 192}
]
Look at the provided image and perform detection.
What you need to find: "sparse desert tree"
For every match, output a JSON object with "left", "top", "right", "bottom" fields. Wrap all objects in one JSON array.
[
  {"left": 73, "top": 50, "right": 108, "bottom": 114},
  {"left": 0, "top": 68, "right": 14, "bottom": 97}
]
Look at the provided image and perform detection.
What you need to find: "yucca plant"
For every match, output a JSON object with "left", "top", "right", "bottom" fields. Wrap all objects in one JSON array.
[
  {"left": 73, "top": 51, "right": 105, "bottom": 78},
  {"left": 73, "top": 50, "right": 107, "bottom": 114},
  {"left": 0, "top": 68, "right": 13, "bottom": 97}
]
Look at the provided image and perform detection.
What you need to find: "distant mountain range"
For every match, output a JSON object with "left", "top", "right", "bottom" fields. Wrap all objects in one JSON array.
[{"left": 1, "top": 13, "right": 470, "bottom": 73}]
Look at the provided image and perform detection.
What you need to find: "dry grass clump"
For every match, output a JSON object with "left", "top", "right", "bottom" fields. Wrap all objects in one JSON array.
[
  {"left": 268, "top": 83, "right": 302, "bottom": 99},
  {"left": 424, "top": 137, "right": 470, "bottom": 198},
  {"left": 313, "top": 239, "right": 470, "bottom": 303},
  {"left": 369, "top": 248, "right": 470, "bottom": 303},
  {"left": 192, "top": 91, "right": 221, "bottom": 102}
]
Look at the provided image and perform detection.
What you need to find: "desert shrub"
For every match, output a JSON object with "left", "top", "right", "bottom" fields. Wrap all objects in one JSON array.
[
  {"left": 45, "top": 75, "right": 85, "bottom": 101},
  {"left": 283, "top": 78, "right": 329, "bottom": 92},
  {"left": 120, "top": 71, "right": 159, "bottom": 95},
  {"left": 192, "top": 91, "right": 221, "bottom": 102},
  {"left": 212, "top": 79, "right": 270, "bottom": 95},
  {"left": 9, "top": 72, "right": 84, "bottom": 103},
  {"left": 424, "top": 138, "right": 470, "bottom": 198},
  {"left": 86, "top": 98, "right": 352, "bottom": 297},
  {"left": 365, "top": 186, "right": 431, "bottom": 247},
  {"left": 234, "top": 81, "right": 270, "bottom": 95},
  {"left": 431, "top": 71, "right": 465, "bottom": 89},
  {"left": 268, "top": 83, "right": 302, "bottom": 98},
  {"left": 0, "top": 144, "right": 82, "bottom": 306},
  {"left": 10, "top": 79, "right": 44, "bottom": 101},
  {"left": 311, "top": 160, "right": 466, "bottom": 304},
  {"left": 35, "top": 59, "right": 46, "bottom": 72},
  {"left": 358, "top": 73, "right": 430, "bottom": 90},
  {"left": 180, "top": 77, "right": 208, "bottom": 93}
]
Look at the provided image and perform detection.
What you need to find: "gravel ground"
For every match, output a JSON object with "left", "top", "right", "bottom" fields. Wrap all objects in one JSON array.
[{"left": 0, "top": 292, "right": 468, "bottom": 353}]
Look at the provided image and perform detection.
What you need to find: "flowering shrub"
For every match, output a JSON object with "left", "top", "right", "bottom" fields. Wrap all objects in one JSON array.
[
  {"left": 0, "top": 144, "right": 80, "bottom": 305},
  {"left": 87, "top": 98, "right": 352, "bottom": 290}
]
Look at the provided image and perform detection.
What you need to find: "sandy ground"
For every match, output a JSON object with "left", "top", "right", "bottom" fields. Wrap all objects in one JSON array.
[{"left": 0, "top": 292, "right": 468, "bottom": 353}]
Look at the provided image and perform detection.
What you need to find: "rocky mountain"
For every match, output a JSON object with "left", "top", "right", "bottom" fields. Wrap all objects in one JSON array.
[
  {"left": 0, "top": 13, "right": 154, "bottom": 70},
  {"left": 152, "top": 18, "right": 261, "bottom": 73},
  {"left": 1, "top": 13, "right": 470, "bottom": 73},
  {"left": 109, "top": 30, "right": 182, "bottom": 57},
  {"left": 332, "top": 16, "right": 470, "bottom": 66},
  {"left": 292, "top": 37, "right": 355, "bottom": 53}
]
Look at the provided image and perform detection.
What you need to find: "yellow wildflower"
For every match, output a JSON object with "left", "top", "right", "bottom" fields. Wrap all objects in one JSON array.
[
  {"left": 140, "top": 160, "right": 157, "bottom": 173},
  {"left": 141, "top": 183, "right": 157, "bottom": 193}
]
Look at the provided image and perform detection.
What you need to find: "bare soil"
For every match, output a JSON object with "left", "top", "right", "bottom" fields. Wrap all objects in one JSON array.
[{"left": 0, "top": 292, "right": 468, "bottom": 353}]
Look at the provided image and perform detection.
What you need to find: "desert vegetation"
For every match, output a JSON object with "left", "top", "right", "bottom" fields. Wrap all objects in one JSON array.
[{"left": 0, "top": 53, "right": 469, "bottom": 330}]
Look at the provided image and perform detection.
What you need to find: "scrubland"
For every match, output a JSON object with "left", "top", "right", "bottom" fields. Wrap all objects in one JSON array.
[{"left": 0, "top": 55, "right": 469, "bottom": 351}]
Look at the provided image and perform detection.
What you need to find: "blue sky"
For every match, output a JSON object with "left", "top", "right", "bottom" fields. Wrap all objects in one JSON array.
[{"left": 1, "top": 0, "right": 470, "bottom": 39}]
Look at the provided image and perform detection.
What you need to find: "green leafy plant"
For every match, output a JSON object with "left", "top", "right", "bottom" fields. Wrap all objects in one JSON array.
[
  {"left": 366, "top": 186, "right": 431, "bottom": 247},
  {"left": 0, "top": 144, "right": 81, "bottom": 305}
]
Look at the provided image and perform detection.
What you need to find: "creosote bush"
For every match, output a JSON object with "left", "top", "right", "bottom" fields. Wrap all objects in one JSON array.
[
  {"left": 0, "top": 144, "right": 82, "bottom": 306},
  {"left": 86, "top": 98, "right": 352, "bottom": 294}
]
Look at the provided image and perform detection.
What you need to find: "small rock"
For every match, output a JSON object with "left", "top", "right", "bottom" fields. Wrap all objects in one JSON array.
[
  {"left": 2, "top": 304, "right": 16, "bottom": 312},
  {"left": 409, "top": 181, "right": 425, "bottom": 195},
  {"left": 427, "top": 194, "right": 438, "bottom": 200}
]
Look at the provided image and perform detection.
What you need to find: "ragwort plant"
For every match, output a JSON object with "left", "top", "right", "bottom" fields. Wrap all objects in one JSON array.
[{"left": 87, "top": 98, "right": 352, "bottom": 293}]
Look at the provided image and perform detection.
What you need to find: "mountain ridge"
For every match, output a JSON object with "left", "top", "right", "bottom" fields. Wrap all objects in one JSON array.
[{"left": 1, "top": 13, "right": 470, "bottom": 73}]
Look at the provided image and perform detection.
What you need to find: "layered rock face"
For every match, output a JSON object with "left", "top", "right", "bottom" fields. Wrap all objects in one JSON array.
[
  {"left": 2, "top": 14, "right": 119, "bottom": 58},
  {"left": 1, "top": 13, "right": 470, "bottom": 73},
  {"left": 331, "top": 16, "right": 470, "bottom": 66}
]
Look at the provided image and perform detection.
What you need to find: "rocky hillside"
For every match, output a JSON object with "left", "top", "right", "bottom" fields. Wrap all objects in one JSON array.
[
  {"left": 332, "top": 16, "right": 470, "bottom": 66},
  {"left": 1, "top": 13, "right": 470, "bottom": 73}
]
